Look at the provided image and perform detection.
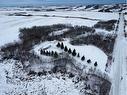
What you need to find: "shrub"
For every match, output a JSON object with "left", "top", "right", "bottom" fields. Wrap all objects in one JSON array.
[
  {"left": 40, "top": 49, "right": 43, "bottom": 55},
  {"left": 52, "top": 66, "right": 57, "bottom": 73},
  {"left": 56, "top": 42, "right": 60, "bottom": 47},
  {"left": 87, "top": 84, "right": 91, "bottom": 90},
  {"left": 87, "top": 59, "right": 91, "bottom": 63},
  {"left": 68, "top": 48, "right": 72, "bottom": 54},
  {"left": 45, "top": 51, "right": 49, "bottom": 56},
  {"left": 94, "top": 61, "right": 98, "bottom": 67},
  {"left": 72, "top": 49, "right": 77, "bottom": 56},
  {"left": 28, "top": 70, "right": 37, "bottom": 75},
  {"left": 69, "top": 73, "right": 75, "bottom": 78},
  {"left": 51, "top": 51, "right": 54, "bottom": 56},
  {"left": 81, "top": 56, "right": 85, "bottom": 61},
  {"left": 64, "top": 46, "right": 68, "bottom": 52},
  {"left": 94, "top": 20, "right": 117, "bottom": 31},
  {"left": 38, "top": 72, "right": 43, "bottom": 76},
  {"left": 60, "top": 42, "right": 64, "bottom": 49},
  {"left": 54, "top": 52, "right": 58, "bottom": 58},
  {"left": 43, "top": 50, "right": 46, "bottom": 54},
  {"left": 77, "top": 53, "right": 80, "bottom": 57}
]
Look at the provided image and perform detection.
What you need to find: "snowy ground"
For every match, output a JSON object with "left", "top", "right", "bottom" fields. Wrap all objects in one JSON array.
[
  {"left": 0, "top": 7, "right": 118, "bottom": 95},
  {"left": 0, "top": 15, "right": 97, "bottom": 46},
  {"left": 124, "top": 15, "right": 127, "bottom": 20},
  {"left": 0, "top": 60, "right": 80, "bottom": 95},
  {"left": 0, "top": 9, "right": 118, "bottom": 46},
  {"left": 110, "top": 13, "right": 127, "bottom": 95},
  {"left": 33, "top": 39, "right": 107, "bottom": 74}
]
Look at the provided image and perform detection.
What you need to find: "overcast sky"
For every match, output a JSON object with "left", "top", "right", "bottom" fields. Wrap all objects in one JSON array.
[{"left": 0, "top": 0, "right": 126, "bottom": 6}]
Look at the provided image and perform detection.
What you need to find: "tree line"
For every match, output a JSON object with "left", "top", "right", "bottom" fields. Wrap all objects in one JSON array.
[
  {"left": 40, "top": 49, "right": 58, "bottom": 58},
  {"left": 39, "top": 42, "right": 98, "bottom": 67},
  {"left": 56, "top": 42, "right": 98, "bottom": 67}
]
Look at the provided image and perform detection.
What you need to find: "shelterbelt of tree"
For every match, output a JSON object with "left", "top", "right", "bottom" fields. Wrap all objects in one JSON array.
[{"left": 1, "top": 24, "right": 116, "bottom": 62}]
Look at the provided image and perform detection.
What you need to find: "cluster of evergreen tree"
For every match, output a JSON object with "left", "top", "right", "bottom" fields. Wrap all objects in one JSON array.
[
  {"left": 56, "top": 42, "right": 98, "bottom": 67},
  {"left": 87, "top": 59, "right": 91, "bottom": 63},
  {"left": 56, "top": 42, "right": 77, "bottom": 57},
  {"left": 56, "top": 42, "right": 83, "bottom": 59},
  {"left": 94, "top": 61, "right": 98, "bottom": 67},
  {"left": 81, "top": 56, "right": 85, "bottom": 61},
  {"left": 40, "top": 49, "right": 58, "bottom": 58}
]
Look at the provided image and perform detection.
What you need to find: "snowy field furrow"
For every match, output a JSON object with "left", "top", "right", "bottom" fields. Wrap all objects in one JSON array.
[
  {"left": 0, "top": 15, "right": 98, "bottom": 46},
  {"left": 0, "top": 9, "right": 119, "bottom": 46},
  {"left": 30, "top": 11, "right": 118, "bottom": 21}
]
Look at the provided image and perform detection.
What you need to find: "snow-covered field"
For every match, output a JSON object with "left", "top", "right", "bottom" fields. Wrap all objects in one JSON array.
[
  {"left": 34, "top": 39, "right": 107, "bottom": 73},
  {"left": 30, "top": 11, "right": 118, "bottom": 21},
  {"left": 0, "top": 7, "right": 120, "bottom": 95},
  {"left": 0, "top": 9, "right": 118, "bottom": 46},
  {"left": 0, "top": 9, "right": 119, "bottom": 20},
  {"left": 0, "top": 60, "right": 80, "bottom": 95},
  {"left": 0, "top": 16, "right": 97, "bottom": 46},
  {"left": 109, "top": 12, "right": 127, "bottom": 95}
]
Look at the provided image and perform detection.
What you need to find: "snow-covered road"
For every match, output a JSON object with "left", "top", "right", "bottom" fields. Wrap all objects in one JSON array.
[{"left": 110, "top": 13, "right": 127, "bottom": 95}]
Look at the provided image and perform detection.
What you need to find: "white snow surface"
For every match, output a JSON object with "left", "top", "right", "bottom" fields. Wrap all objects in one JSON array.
[
  {"left": 0, "top": 9, "right": 119, "bottom": 46},
  {"left": 29, "top": 11, "right": 118, "bottom": 21},
  {"left": 110, "top": 13, "right": 127, "bottom": 95},
  {"left": 125, "top": 15, "right": 127, "bottom": 20},
  {"left": 0, "top": 7, "right": 117, "bottom": 95},
  {"left": 0, "top": 11, "right": 99, "bottom": 46},
  {"left": 0, "top": 7, "right": 119, "bottom": 47},
  {"left": 49, "top": 28, "right": 69, "bottom": 36},
  {"left": 0, "top": 9, "right": 118, "bottom": 20},
  {"left": 0, "top": 60, "right": 80, "bottom": 95},
  {"left": 34, "top": 39, "right": 108, "bottom": 74}
]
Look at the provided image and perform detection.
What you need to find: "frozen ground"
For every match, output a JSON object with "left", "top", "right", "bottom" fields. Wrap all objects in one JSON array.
[
  {"left": 0, "top": 15, "right": 98, "bottom": 46},
  {"left": 31, "top": 11, "right": 118, "bottom": 21},
  {"left": 0, "top": 60, "right": 80, "bottom": 95},
  {"left": 0, "top": 9, "right": 118, "bottom": 46},
  {"left": 110, "top": 13, "right": 127, "bottom": 95},
  {"left": 0, "top": 7, "right": 119, "bottom": 95},
  {"left": 34, "top": 39, "right": 107, "bottom": 74}
]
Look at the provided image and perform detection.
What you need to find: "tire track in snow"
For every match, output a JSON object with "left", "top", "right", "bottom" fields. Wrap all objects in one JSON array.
[{"left": 111, "top": 13, "right": 127, "bottom": 95}]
